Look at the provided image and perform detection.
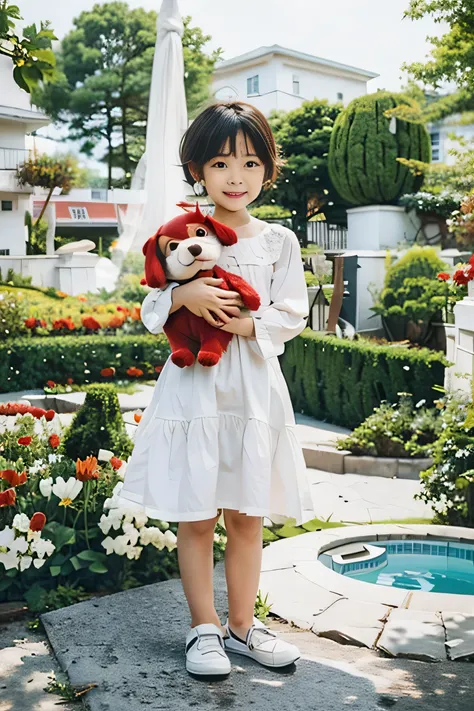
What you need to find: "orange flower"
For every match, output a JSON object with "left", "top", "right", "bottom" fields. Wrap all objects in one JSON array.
[
  {"left": 49, "top": 434, "right": 60, "bottom": 449},
  {"left": 30, "top": 512, "right": 47, "bottom": 531},
  {"left": 77, "top": 295, "right": 87, "bottom": 302},
  {"left": 1, "top": 469, "right": 27, "bottom": 486},
  {"left": 110, "top": 456, "right": 123, "bottom": 471},
  {"left": 25, "top": 316, "right": 36, "bottom": 328},
  {"left": 39, "top": 319, "right": 47, "bottom": 328},
  {"left": 0, "top": 488, "right": 16, "bottom": 507},
  {"left": 127, "top": 366, "right": 144, "bottom": 377},
  {"left": 101, "top": 367, "right": 116, "bottom": 377},
  {"left": 46, "top": 380, "right": 56, "bottom": 389},
  {"left": 155, "top": 365, "right": 163, "bottom": 373},
  {"left": 18, "top": 436, "right": 32, "bottom": 446},
  {"left": 133, "top": 412, "right": 142, "bottom": 423},
  {"left": 108, "top": 315, "right": 125, "bottom": 328},
  {"left": 82, "top": 315, "right": 101, "bottom": 331},
  {"left": 131, "top": 306, "right": 141, "bottom": 321},
  {"left": 67, "top": 377, "right": 74, "bottom": 385},
  {"left": 76, "top": 456, "right": 100, "bottom": 481},
  {"left": 56, "top": 291, "right": 67, "bottom": 298}
]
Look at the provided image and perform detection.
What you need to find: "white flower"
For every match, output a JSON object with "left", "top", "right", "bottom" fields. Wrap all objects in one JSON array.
[
  {"left": 19, "top": 555, "right": 33, "bottom": 571},
  {"left": 0, "top": 550, "right": 19, "bottom": 570},
  {"left": 101, "top": 536, "right": 116, "bottom": 555},
  {"left": 133, "top": 511, "right": 148, "bottom": 528},
  {"left": 98, "top": 514, "right": 113, "bottom": 535},
  {"left": 52, "top": 476, "right": 83, "bottom": 506},
  {"left": 163, "top": 529, "right": 177, "bottom": 551},
  {"left": 12, "top": 513, "right": 30, "bottom": 533},
  {"left": 113, "top": 534, "right": 130, "bottom": 556},
  {"left": 29, "top": 459, "right": 47, "bottom": 475},
  {"left": 98, "top": 449, "right": 114, "bottom": 462},
  {"left": 48, "top": 453, "right": 63, "bottom": 465},
  {"left": 33, "top": 558, "right": 46, "bottom": 569},
  {"left": 122, "top": 522, "right": 139, "bottom": 546},
  {"left": 125, "top": 545, "right": 142, "bottom": 560},
  {"left": 415, "top": 399, "right": 426, "bottom": 408},
  {"left": 9, "top": 536, "right": 29, "bottom": 554},
  {"left": 0, "top": 526, "right": 14, "bottom": 549},
  {"left": 30, "top": 538, "right": 55, "bottom": 559},
  {"left": 403, "top": 366, "right": 410, "bottom": 371},
  {"left": 39, "top": 477, "right": 53, "bottom": 499}
]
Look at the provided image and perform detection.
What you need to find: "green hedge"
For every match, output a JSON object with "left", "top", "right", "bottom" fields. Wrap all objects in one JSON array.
[
  {"left": 0, "top": 334, "right": 171, "bottom": 393},
  {"left": 280, "top": 330, "right": 448, "bottom": 429}
]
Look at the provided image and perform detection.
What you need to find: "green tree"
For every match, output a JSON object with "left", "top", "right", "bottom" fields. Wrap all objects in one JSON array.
[
  {"left": 255, "top": 99, "right": 348, "bottom": 245},
  {"left": 16, "top": 152, "right": 77, "bottom": 225},
  {"left": 0, "top": 1, "right": 57, "bottom": 92},
  {"left": 33, "top": 2, "right": 222, "bottom": 188}
]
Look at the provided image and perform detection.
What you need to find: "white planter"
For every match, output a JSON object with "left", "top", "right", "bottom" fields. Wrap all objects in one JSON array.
[
  {"left": 468, "top": 280, "right": 474, "bottom": 299},
  {"left": 347, "top": 205, "right": 420, "bottom": 250}
]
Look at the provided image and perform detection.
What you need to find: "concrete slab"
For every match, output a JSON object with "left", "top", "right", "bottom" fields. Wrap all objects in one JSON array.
[
  {"left": 442, "top": 612, "right": 474, "bottom": 661},
  {"left": 376, "top": 609, "right": 446, "bottom": 662},
  {"left": 311, "top": 598, "right": 390, "bottom": 649}
]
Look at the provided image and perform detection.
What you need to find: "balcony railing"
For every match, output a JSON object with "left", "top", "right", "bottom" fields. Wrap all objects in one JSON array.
[{"left": 0, "top": 147, "right": 31, "bottom": 170}]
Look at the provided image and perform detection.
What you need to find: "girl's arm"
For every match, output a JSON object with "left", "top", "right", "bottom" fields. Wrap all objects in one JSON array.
[
  {"left": 221, "top": 228, "right": 309, "bottom": 357},
  {"left": 141, "top": 282, "right": 180, "bottom": 334}
]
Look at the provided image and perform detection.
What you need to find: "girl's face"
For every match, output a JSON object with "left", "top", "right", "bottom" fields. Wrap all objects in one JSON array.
[{"left": 200, "top": 131, "right": 266, "bottom": 212}]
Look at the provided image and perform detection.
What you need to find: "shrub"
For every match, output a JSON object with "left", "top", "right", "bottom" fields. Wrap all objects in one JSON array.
[
  {"left": 339, "top": 395, "right": 442, "bottom": 458},
  {"left": 118, "top": 273, "right": 148, "bottom": 303},
  {"left": 328, "top": 91, "right": 431, "bottom": 206},
  {"left": 416, "top": 389, "right": 474, "bottom": 527},
  {"left": 0, "top": 334, "right": 171, "bottom": 393},
  {"left": 0, "top": 290, "right": 27, "bottom": 339},
  {"left": 372, "top": 246, "right": 449, "bottom": 344},
  {"left": 280, "top": 330, "right": 447, "bottom": 429},
  {"left": 62, "top": 385, "right": 133, "bottom": 460}
]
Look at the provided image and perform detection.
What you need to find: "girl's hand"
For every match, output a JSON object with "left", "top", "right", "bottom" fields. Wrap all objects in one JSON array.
[
  {"left": 219, "top": 317, "right": 255, "bottom": 338},
  {"left": 171, "top": 277, "right": 243, "bottom": 327}
]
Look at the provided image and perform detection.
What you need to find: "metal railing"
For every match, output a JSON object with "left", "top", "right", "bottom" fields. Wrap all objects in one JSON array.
[
  {"left": 307, "top": 221, "right": 347, "bottom": 250},
  {"left": 0, "top": 147, "right": 30, "bottom": 170}
]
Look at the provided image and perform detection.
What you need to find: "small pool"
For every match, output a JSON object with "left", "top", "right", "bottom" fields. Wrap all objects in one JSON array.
[{"left": 319, "top": 538, "right": 474, "bottom": 595}]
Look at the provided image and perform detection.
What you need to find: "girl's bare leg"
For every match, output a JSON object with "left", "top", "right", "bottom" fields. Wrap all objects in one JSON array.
[
  {"left": 177, "top": 513, "right": 225, "bottom": 632},
  {"left": 223, "top": 509, "right": 263, "bottom": 641}
]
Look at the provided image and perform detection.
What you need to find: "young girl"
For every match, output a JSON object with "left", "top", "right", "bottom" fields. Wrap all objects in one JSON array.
[{"left": 118, "top": 101, "right": 315, "bottom": 677}]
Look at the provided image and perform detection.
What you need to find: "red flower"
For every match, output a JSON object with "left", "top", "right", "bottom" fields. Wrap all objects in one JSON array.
[
  {"left": 110, "top": 456, "right": 123, "bottom": 471},
  {"left": 46, "top": 380, "right": 56, "bottom": 389},
  {"left": 1, "top": 469, "right": 27, "bottom": 486},
  {"left": 67, "top": 378, "right": 74, "bottom": 385},
  {"left": 453, "top": 267, "right": 474, "bottom": 286},
  {"left": 82, "top": 316, "right": 101, "bottom": 331},
  {"left": 0, "top": 488, "right": 16, "bottom": 507},
  {"left": 133, "top": 412, "right": 142, "bottom": 423},
  {"left": 108, "top": 315, "right": 125, "bottom": 329},
  {"left": 437, "top": 272, "right": 450, "bottom": 282},
  {"left": 18, "top": 436, "right": 32, "bottom": 446},
  {"left": 30, "top": 512, "right": 47, "bottom": 532},
  {"left": 39, "top": 319, "right": 47, "bottom": 328},
  {"left": 116, "top": 305, "right": 125, "bottom": 312},
  {"left": 101, "top": 367, "right": 116, "bottom": 377},
  {"left": 140, "top": 278, "right": 147, "bottom": 285},
  {"left": 127, "top": 366, "right": 144, "bottom": 377},
  {"left": 0, "top": 402, "right": 52, "bottom": 420},
  {"left": 45, "top": 410, "right": 55, "bottom": 422},
  {"left": 155, "top": 365, "right": 163, "bottom": 373},
  {"left": 49, "top": 434, "right": 60, "bottom": 449},
  {"left": 25, "top": 317, "right": 37, "bottom": 328}
]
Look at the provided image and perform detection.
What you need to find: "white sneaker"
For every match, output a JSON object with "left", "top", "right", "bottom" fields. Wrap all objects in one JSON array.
[
  {"left": 185, "top": 623, "right": 231, "bottom": 676},
  {"left": 223, "top": 617, "right": 300, "bottom": 668}
]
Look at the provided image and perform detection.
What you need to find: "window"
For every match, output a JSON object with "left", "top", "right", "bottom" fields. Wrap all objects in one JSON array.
[
  {"left": 430, "top": 132, "right": 440, "bottom": 162},
  {"left": 247, "top": 75, "right": 259, "bottom": 95},
  {"left": 91, "top": 189, "right": 107, "bottom": 201},
  {"left": 292, "top": 75, "right": 300, "bottom": 95},
  {"left": 1, "top": 200, "right": 13, "bottom": 211},
  {"left": 337, "top": 92, "right": 344, "bottom": 101},
  {"left": 0, "top": 249, "right": 10, "bottom": 255},
  {"left": 69, "top": 206, "right": 89, "bottom": 220}
]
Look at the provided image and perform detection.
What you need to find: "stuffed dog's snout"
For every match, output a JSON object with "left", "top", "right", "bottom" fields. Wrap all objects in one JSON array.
[{"left": 188, "top": 244, "right": 202, "bottom": 257}]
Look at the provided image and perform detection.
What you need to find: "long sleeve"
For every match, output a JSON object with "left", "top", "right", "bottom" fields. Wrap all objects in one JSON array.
[
  {"left": 248, "top": 228, "right": 309, "bottom": 360},
  {"left": 141, "top": 282, "right": 180, "bottom": 335}
]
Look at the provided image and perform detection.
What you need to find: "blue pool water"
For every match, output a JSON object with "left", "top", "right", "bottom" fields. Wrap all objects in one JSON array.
[{"left": 324, "top": 539, "right": 474, "bottom": 595}]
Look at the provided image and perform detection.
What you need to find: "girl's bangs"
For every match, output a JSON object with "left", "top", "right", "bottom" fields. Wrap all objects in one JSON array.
[{"left": 201, "top": 114, "right": 271, "bottom": 165}]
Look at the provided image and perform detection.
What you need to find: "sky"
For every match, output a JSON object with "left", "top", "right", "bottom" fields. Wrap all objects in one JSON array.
[{"left": 18, "top": 0, "right": 446, "bottom": 173}]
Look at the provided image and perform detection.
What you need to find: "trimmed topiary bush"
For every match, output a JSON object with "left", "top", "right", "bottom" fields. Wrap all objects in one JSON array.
[
  {"left": 328, "top": 91, "right": 431, "bottom": 206},
  {"left": 280, "top": 330, "right": 447, "bottom": 429},
  {"left": 62, "top": 384, "right": 133, "bottom": 460}
]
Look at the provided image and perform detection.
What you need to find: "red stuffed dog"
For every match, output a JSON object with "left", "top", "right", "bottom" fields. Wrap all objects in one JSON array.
[{"left": 142, "top": 203, "right": 261, "bottom": 368}]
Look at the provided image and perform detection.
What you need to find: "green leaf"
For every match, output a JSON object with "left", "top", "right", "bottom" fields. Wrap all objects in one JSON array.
[
  {"left": 0, "top": 577, "right": 13, "bottom": 591},
  {"left": 31, "top": 48, "right": 55, "bottom": 66},
  {"left": 43, "top": 522, "right": 76, "bottom": 549},
  {"left": 13, "top": 65, "right": 30, "bottom": 93},
  {"left": 76, "top": 549, "right": 107, "bottom": 562},
  {"left": 49, "top": 565, "right": 62, "bottom": 577},
  {"left": 70, "top": 555, "right": 89, "bottom": 571},
  {"left": 24, "top": 583, "right": 47, "bottom": 612},
  {"left": 89, "top": 561, "right": 108, "bottom": 574},
  {"left": 262, "top": 527, "right": 278, "bottom": 542},
  {"left": 60, "top": 560, "right": 73, "bottom": 575}
]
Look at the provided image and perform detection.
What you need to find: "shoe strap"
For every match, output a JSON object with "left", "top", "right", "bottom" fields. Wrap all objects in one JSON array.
[{"left": 247, "top": 624, "right": 277, "bottom": 651}]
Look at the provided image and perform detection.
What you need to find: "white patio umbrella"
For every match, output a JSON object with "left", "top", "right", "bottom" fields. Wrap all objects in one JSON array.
[{"left": 118, "top": 0, "right": 188, "bottom": 255}]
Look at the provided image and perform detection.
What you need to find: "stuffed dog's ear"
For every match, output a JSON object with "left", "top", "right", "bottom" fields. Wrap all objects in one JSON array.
[
  {"left": 142, "top": 234, "right": 167, "bottom": 289},
  {"left": 204, "top": 214, "right": 238, "bottom": 246}
]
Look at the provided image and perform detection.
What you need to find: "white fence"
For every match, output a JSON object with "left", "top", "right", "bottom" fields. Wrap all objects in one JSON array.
[{"left": 307, "top": 221, "right": 347, "bottom": 250}]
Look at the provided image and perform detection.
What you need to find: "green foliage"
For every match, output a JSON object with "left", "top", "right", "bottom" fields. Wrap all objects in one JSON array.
[
  {"left": 328, "top": 91, "right": 431, "bottom": 206},
  {"left": 248, "top": 204, "right": 291, "bottom": 220},
  {"left": 62, "top": 384, "right": 133, "bottom": 460},
  {"left": 254, "top": 590, "right": 272, "bottom": 623},
  {"left": 416, "top": 388, "right": 474, "bottom": 527},
  {"left": 26, "top": 218, "right": 48, "bottom": 255},
  {"left": 280, "top": 330, "right": 447, "bottom": 429},
  {"left": 0, "top": 289, "right": 26, "bottom": 338},
  {"left": 0, "top": 2, "right": 57, "bottom": 93},
  {"left": 255, "top": 99, "right": 348, "bottom": 244},
  {"left": 118, "top": 274, "right": 148, "bottom": 303},
  {"left": 372, "top": 247, "right": 449, "bottom": 343},
  {"left": 399, "top": 190, "right": 463, "bottom": 219},
  {"left": 339, "top": 394, "right": 442, "bottom": 458},
  {"left": 32, "top": 2, "right": 222, "bottom": 187},
  {"left": 0, "top": 333, "right": 171, "bottom": 392},
  {"left": 120, "top": 251, "right": 146, "bottom": 276}
]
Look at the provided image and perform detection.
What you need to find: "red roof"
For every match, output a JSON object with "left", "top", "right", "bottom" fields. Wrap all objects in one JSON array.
[{"left": 33, "top": 200, "right": 118, "bottom": 223}]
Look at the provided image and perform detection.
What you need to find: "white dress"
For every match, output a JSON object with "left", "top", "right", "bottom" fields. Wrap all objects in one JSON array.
[{"left": 118, "top": 222, "right": 315, "bottom": 526}]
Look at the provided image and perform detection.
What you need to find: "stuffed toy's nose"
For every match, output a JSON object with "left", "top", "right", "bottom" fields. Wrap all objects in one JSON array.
[{"left": 188, "top": 244, "right": 202, "bottom": 257}]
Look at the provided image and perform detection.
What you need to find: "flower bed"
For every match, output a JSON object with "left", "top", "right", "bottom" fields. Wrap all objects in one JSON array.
[
  {"left": 280, "top": 330, "right": 448, "bottom": 429},
  {"left": 0, "top": 334, "right": 171, "bottom": 393}
]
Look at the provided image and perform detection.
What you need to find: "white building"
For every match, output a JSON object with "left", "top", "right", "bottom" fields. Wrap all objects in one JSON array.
[
  {"left": 427, "top": 113, "right": 474, "bottom": 165},
  {"left": 212, "top": 44, "right": 378, "bottom": 116},
  {"left": 0, "top": 56, "right": 49, "bottom": 257}
]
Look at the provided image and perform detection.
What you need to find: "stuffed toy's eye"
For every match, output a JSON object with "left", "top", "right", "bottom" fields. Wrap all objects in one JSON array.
[
  {"left": 169, "top": 242, "right": 179, "bottom": 251},
  {"left": 196, "top": 228, "right": 207, "bottom": 237}
]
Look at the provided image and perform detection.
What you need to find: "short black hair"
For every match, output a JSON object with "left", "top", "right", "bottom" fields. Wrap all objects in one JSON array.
[{"left": 179, "top": 101, "right": 283, "bottom": 192}]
